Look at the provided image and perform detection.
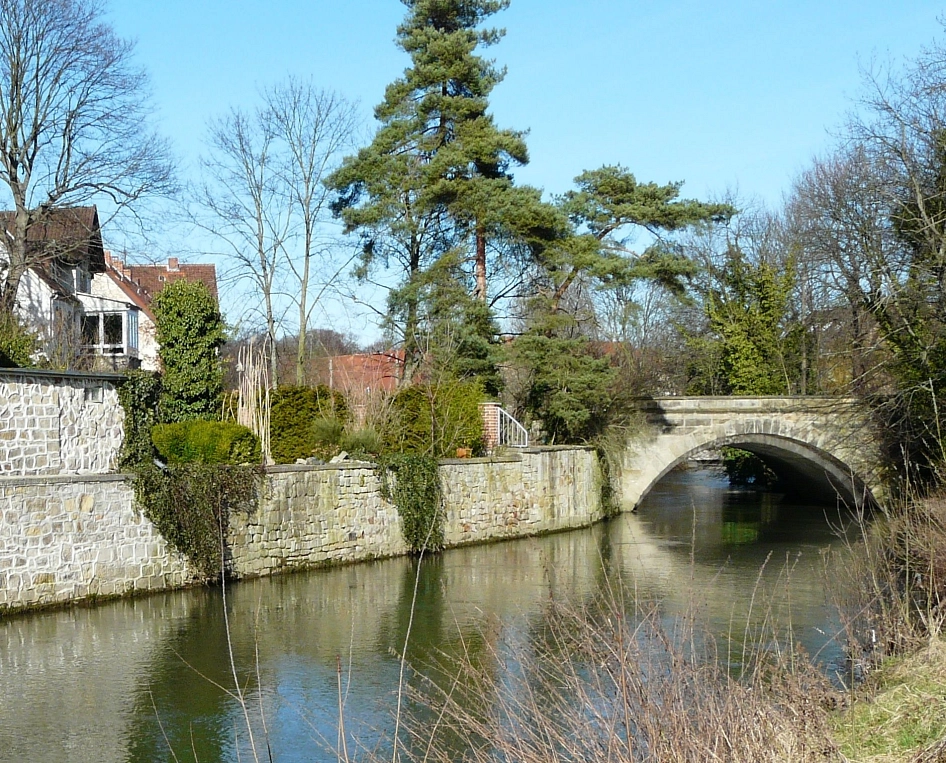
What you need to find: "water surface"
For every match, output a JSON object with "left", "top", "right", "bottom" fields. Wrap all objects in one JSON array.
[{"left": 0, "top": 466, "right": 851, "bottom": 762}]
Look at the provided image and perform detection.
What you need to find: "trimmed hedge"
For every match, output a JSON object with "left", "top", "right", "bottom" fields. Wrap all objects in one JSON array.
[
  {"left": 152, "top": 420, "right": 261, "bottom": 465},
  {"left": 382, "top": 379, "right": 484, "bottom": 458},
  {"left": 270, "top": 385, "right": 348, "bottom": 463}
]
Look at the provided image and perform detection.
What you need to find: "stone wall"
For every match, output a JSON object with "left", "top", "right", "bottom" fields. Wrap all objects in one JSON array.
[
  {"left": 228, "top": 447, "right": 603, "bottom": 578},
  {"left": 227, "top": 464, "right": 408, "bottom": 576},
  {"left": 441, "top": 447, "right": 603, "bottom": 545},
  {"left": 0, "top": 369, "right": 124, "bottom": 476},
  {"left": 0, "top": 447, "right": 603, "bottom": 613},
  {"left": 0, "top": 474, "right": 192, "bottom": 611}
]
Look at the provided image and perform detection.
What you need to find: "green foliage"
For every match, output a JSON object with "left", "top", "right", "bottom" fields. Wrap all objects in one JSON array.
[
  {"left": 340, "top": 428, "right": 383, "bottom": 459},
  {"left": 134, "top": 463, "right": 257, "bottom": 579},
  {"left": 311, "top": 416, "right": 344, "bottom": 446},
  {"left": 151, "top": 420, "right": 260, "bottom": 465},
  {"left": 383, "top": 379, "right": 485, "bottom": 458},
  {"left": 509, "top": 330, "right": 615, "bottom": 444},
  {"left": 116, "top": 370, "right": 162, "bottom": 470},
  {"left": 269, "top": 385, "right": 348, "bottom": 463},
  {"left": 542, "top": 165, "right": 735, "bottom": 313},
  {"left": 0, "top": 309, "right": 36, "bottom": 368},
  {"left": 328, "top": 0, "right": 539, "bottom": 377},
  {"left": 152, "top": 280, "right": 226, "bottom": 423},
  {"left": 377, "top": 453, "right": 444, "bottom": 554},
  {"left": 687, "top": 247, "right": 803, "bottom": 395},
  {"left": 721, "top": 448, "right": 779, "bottom": 487},
  {"left": 426, "top": 270, "right": 505, "bottom": 396}
]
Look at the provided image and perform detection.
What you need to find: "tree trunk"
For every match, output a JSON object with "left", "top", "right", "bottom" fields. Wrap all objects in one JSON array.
[{"left": 474, "top": 222, "right": 487, "bottom": 301}]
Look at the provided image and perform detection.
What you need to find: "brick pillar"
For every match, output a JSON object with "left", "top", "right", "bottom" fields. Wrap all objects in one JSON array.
[{"left": 479, "top": 402, "right": 500, "bottom": 452}]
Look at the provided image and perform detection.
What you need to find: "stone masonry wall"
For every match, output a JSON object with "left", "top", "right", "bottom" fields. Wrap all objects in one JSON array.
[
  {"left": 0, "top": 370, "right": 124, "bottom": 476},
  {"left": 1, "top": 448, "right": 602, "bottom": 612},
  {"left": 0, "top": 475, "right": 192, "bottom": 611},
  {"left": 227, "top": 464, "right": 408, "bottom": 577},
  {"left": 441, "top": 447, "right": 603, "bottom": 545}
]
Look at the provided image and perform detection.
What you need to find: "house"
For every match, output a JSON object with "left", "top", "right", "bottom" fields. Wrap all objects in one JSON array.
[
  {"left": 1, "top": 206, "right": 217, "bottom": 371},
  {"left": 94, "top": 253, "right": 218, "bottom": 371}
]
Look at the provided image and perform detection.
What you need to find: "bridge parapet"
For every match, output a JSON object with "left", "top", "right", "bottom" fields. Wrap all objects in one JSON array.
[{"left": 619, "top": 396, "right": 886, "bottom": 509}]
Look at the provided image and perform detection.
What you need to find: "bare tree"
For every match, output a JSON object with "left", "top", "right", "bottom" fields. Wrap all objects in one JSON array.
[
  {"left": 0, "top": 0, "right": 173, "bottom": 311},
  {"left": 787, "top": 146, "right": 896, "bottom": 392},
  {"left": 196, "top": 107, "right": 289, "bottom": 386},
  {"left": 265, "top": 81, "right": 358, "bottom": 385},
  {"left": 195, "top": 81, "right": 358, "bottom": 387}
]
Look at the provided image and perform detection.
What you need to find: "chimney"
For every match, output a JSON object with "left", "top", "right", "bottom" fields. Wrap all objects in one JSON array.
[{"left": 167, "top": 257, "right": 179, "bottom": 272}]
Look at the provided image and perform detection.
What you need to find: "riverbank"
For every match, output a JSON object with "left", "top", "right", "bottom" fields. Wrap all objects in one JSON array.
[
  {"left": 0, "top": 446, "right": 603, "bottom": 614},
  {"left": 830, "top": 636, "right": 946, "bottom": 762}
]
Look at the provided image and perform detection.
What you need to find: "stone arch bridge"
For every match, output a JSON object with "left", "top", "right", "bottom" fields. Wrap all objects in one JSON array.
[{"left": 618, "top": 397, "right": 887, "bottom": 509}]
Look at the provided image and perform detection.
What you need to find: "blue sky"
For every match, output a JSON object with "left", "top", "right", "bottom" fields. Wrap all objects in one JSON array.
[{"left": 105, "top": 0, "right": 946, "bottom": 336}]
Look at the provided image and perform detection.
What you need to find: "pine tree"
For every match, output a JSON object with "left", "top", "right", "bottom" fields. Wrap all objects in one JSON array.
[{"left": 329, "top": 0, "right": 536, "bottom": 380}]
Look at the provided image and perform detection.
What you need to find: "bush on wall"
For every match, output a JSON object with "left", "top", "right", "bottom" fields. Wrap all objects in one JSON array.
[
  {"left": 382, "top": 378, "right": 484, "bottom": 458},
  {"left": 152, "top": 420, "right": 260, "bottom": 465},
  {"left": 269, "top": 385, "right": 348, "bottom": 463},
  {"left": 152, "top": 280, "right": 226, "bottom": 422},
  {"left": 0, "top": 310, "right": 36, "bottom": 368}
]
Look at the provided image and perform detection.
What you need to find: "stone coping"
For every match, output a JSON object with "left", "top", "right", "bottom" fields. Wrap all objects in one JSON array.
[
  {"left": 0, "top": 446, "right": 592, "bottom": 484},
  {"left": 0, "top": 472, "right": 131, "bottom": 487},
  {"left": 0, "top": 367, "right": 125, "bottom": 383}
]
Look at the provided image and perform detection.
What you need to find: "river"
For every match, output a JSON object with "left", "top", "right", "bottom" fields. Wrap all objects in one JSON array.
[{"left": 0, "top": 465, "right": 853, "bottom": 762}]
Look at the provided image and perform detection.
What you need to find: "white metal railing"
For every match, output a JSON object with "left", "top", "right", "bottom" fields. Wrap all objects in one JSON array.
[{"left": 497, "top": 406, "right": 529, "bottom": 448}]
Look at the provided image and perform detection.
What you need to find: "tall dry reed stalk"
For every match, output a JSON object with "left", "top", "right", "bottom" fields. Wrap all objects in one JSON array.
[
  {"left": 237, "top": 338, "right": 272, "bottom": 465},
  {"left": 830, "top": 488, "right": 946, "bottom": 674},
  {"left": 385, "top": 579, "right": 842, "bottom": 763}
]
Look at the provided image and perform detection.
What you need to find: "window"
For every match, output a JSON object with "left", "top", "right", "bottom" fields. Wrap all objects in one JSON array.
[
  {"left": 81, "top": 309, "right": 139, "bottom": 356},
  {"left": 81, "top": 314, "right": 99, "bottom": 346},
  {"left": 127, "top": 310, "right": 139, "bottom": 351},
  {"left": 103, "top": 314, "right": 123, "bottom": 349}
]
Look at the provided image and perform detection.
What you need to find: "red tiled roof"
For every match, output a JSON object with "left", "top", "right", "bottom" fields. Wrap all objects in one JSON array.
[
  {"left": 0, "top": 207, "right": 105, "bottom": 271},
  {"left": 103, "top": 254, "right": 219, "bottom": 317},
  {"left": 126, "top": 260, "right": 219, "bottom": 303}
]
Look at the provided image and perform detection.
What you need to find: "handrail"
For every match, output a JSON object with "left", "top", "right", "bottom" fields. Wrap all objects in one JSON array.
[{"left": 497, "top": 406, "right": 529, "bottom": 448}]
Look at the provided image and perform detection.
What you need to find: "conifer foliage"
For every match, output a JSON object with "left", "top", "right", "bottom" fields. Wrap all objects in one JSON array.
[{"left": 329, "top": 0, "right": 530, "bottom": 380}]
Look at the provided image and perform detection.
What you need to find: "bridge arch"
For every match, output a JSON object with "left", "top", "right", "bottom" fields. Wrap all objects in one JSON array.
[{"left": 618, "top": 397, "right": 886, "bottom": 510}]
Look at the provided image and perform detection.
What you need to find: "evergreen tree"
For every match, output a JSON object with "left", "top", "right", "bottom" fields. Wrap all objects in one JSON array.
[
  {"left": 686, "top": 245, "right": 803, "bottom": 395},
  {"left": 547, "top": 165, "right": 735, "bottom": 314},
  {"left": 328, "top": 0, "right": 536, "bottom": 380},
  {"left": 152, "top": 281, "right": 226, "bottom": 422}
]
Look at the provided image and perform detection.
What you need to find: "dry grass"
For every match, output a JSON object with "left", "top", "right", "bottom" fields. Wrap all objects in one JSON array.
[
  {"left": 830, "top": 636, "right": 946, "bottom": 763},
  {"left": 832, "top": 491, "right": 946, "bottom": 670},
  {"left": 386, "top": 585, "right": 844, "bottom": 763}
]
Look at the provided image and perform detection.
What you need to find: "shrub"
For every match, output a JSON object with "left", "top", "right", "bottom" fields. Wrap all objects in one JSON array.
[
  {"left": 152, "top": 280, "right": 226, "bottom": 422},
  {"left": 382, "top": 379, "right": 484, "bottom": 458},
  {"left": 269, "top": 385, "right": 348, "bottom": 463},
  {"left": 152, "top": 420, "right": 260, "bottom": 465},
  {"left": 341, "top": 427, "right": 383, "bottom": 458},
  {"left": 0, "top": 310, "right": 36, "bottom": 368}
]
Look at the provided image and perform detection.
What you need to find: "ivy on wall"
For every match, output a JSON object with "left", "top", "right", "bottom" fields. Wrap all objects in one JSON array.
[
  {"left": 133, "top": 463, "right": 258, "bottom": 579},
  {"left": 116, "top": 369, "right": 162, "bottom": 470},
  {"left": 377, "top": 453, "right": 444, "bottom": 553}
]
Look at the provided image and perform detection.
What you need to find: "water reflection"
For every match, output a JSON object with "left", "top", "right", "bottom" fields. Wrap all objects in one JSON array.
[{"left": 0, "top": 466, "right": 850, "bottom": 763}]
